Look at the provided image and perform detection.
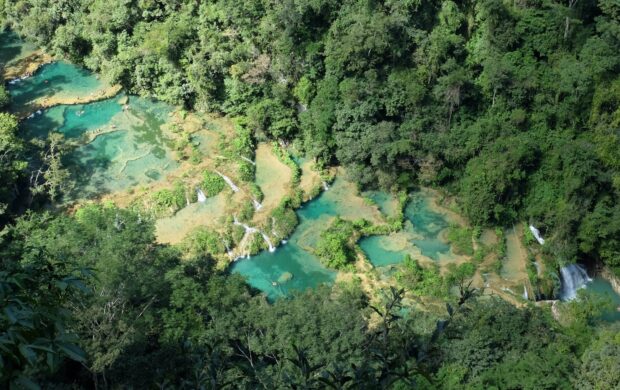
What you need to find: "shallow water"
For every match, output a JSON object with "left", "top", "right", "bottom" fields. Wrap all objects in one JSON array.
[
  {"left": 156, "top": 193, "right": 229, "bottom": 244},
  {"left": 359, "top": 235, "right": 407, "bottom": 267},
  {"left": 502, "top": 227, "right": 528, "bottom": 281},
  {"left": 231, "top": 177, "right": 380, "bottom": 299},
  {"left": 364, "top": 191, "right": 399, "bottom": 218},
  {"left": 22, "top": 94, "right": 178, "bottom": 199},
  {"left": 404, "top": 193, "right": 451, "bottom": 260},
  {"left": 232, "top": 239, "right": 336, "bottom": 300},
  {"left": 0, "top": 30, "right": 38, "bottom": 67},
  {"left": 359, "top": 192, "right": 454, "bottom": 266},
  {"left": 255, "top": 144, "right": 291, "bottom": 211},
  {"left": 8, "top": 61, "right": 108, "bottom": 109},
  {"left": 586, "top": 277, "right": 620, "bottom": 322}
]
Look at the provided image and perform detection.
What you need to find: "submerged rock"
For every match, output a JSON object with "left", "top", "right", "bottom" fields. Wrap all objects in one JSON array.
[{"left": 277, "top": 272, "right": 293, "bottom": 284}]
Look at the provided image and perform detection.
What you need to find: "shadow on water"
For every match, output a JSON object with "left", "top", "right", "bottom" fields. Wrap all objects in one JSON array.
[
  {"left": 7, "top": 62, "right": 107, "bottom": 113},
  {"left": 8, "top": 74, "right": 71, "bottom": 109},
  {"left": 0, "top": 30, "right": 36, "bottom": 67},
  {"left": 64, "top": 132, "right": 122, "bottom": 199}
]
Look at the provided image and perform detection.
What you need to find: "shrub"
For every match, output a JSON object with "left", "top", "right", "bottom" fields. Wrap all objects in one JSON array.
[
  {"left": 315, "top": 218, "right": 356, "bottom": 270},
  {"left": 237, "top": 160, "right": 255, "bottom": 182},
  {"left": 447, "top": 226, "right": 474, "bottom": 256},
  {"left": 202, "top": 171, "right": 225, "bottom": 196},
  {"left": 395, "top": 256, "right": 447, "bottom": 298}
]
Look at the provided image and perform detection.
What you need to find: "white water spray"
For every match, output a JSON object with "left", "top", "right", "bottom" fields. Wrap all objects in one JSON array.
[
  {"left": 233, "top": 216, "right": 258, "bottom": 234},
  {"left": 233, "top": 216, "right": 275, "bottom": 252},
  {"left": 559, "top": 264, "right": 592, "bottom": 301},
  {"left": 252, "top": 199, "right": 263, "bottom": 210},
  {"left": 197, "top": 189, "right": 207, "bottom": 203},
  {"left": 216, "top": 171, "right": 240, "bottom": 192},
  {"left": 241, "top": 156, "right": 256, "bottom": 166},
  {"left": 523, "top": 285, "right": 529, "bottom": 300},
  {"left": 322, "top": 181, "right": 330, "bottom": 191},
  {"left": 261, "top": 233, "right": 276, "bottom": 252},
  {"left": 529, "top": 225, "right": 545, "bottom": 245}
]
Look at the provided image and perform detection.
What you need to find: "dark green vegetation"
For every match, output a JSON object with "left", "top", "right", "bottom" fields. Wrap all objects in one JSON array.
[
  {"left": 1, "top": 206, "right": 617, "bottom": 388},
  {"left": 2, "top": 0, "right": 620, "bottom": 388},
  {"left": 3, "top": 0, "right": 619, "bottom": 274}
]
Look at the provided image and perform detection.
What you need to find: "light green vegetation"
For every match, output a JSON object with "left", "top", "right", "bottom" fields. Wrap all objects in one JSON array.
[{"left": 201, "top": 170, "right": 225, "bottom": 197}]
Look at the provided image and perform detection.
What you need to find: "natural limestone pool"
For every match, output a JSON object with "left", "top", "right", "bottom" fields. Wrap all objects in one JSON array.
[
  {"left": 20, "top": 88, "right": 179, "bottom": 200},
  {"left": 7, "top": 61, "right": 113, "bottom": 111},
  {"left": 231, "top": 177, "right": 387, "bottom": 299},
  {"left": 359, "top": 192, "right": 455, "bottom": 267}
]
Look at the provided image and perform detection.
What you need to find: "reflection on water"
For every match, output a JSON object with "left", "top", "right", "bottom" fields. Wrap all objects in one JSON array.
[{"left": 405, "top": 193, "right": 451, "bottom": 260}]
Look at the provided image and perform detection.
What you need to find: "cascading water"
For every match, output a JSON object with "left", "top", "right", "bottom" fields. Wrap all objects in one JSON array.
[
  {"left": 529, "top": 225, "right": 545, "bottom": 245},
  {"left": 216, "top": 171, "right": 240, "bottom": 192},
  {"left": 559, "top": 264, "right": 592, "bottom": 301},
  {"left": 322, "top": 181, "right": 330, "bottom": 191},
  {"left": 252, "top": 199, "right": 263, "bottom": 210},
  {"left": 261, "top": 233, "right": 276, "bottom": 252},
  {"left": 241, "top": 156, "right": 256, "bottom": 166},
  {"left": 233, "top": 216, "right": 257, "bottom": 234},
  {"left": 523, "top": 285, "right": 529, "bottom": 300},
  {"left": 197, "top": 189, "right": 207, "bottom": 203},
  {"left": 233, "top": 216, "right": 275, "bottom": 253}
]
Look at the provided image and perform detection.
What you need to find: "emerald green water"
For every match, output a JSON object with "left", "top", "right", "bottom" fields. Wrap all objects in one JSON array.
[
  {"left": 0, "top": 30, "right": 37, "bottom": 67},
  {"left": 587, "top": 278, "right": 620, "bottom": 322},
  {"left": 365, "top": 191, "right": 398, "bottom": 218},
  {"left": 22, "top": 94, "right": 178, "bottom": 199},
  {"left": 24, "top": 97, "right": 122, "bottom": 139},
  {"left": 359, "top": 235, "right": 407, "bottom": 267},
  {"left": 405, "top": 194, "right": 451, "bottom": 259},
  {"left": 231, "top": 181, "right": 364, "bottom": 300},
  {"left": 359, "top": 192, "right": 452, "bottom": 267},
  {"left": 8, "top": 61, "right": 107, "bottom": 110}
]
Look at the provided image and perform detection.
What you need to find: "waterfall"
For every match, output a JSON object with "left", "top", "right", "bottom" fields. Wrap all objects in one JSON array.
[
  {"left": 241, "top": 156, "right": 256, "bottom": 166},
  {"left": 233, "top": 216, "right": 258, "bottom": 234},
  {"left": 216, "top": 171, "right": 240, "bottom": 192},
  {"left": 523, "top": 285, "right": 529, "bottom": 300},
  {"left": 233, "top": 217, "right": 275, "bottom": 252},
  {"left": 533, "top": 261, "right": 541, "bottom": 275},
  {"left": 529, "top": 225, "right": 545, "bottom": 245},
  {"left": 322, "top": 181, "right": 330, "bottom": 191},
  {"left": 222, "top": 239, "right": 235, "bottom": 259},
  {"left": 197, "top": 189, "right": 207, "bottom": 203},
  {"left": 482, "top": 273, "right": 489, "bottom": 288},
  {"left": 252, "top": 199, "right": 263, "bottom": 210},
  {"left": 559, "top": 264, "right": 592, "bottom": 301},
  {"left": 261, "top": 233, "right": 276, "bottom": 252}
]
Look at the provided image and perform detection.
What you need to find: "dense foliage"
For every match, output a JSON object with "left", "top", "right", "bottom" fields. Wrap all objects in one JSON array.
[
  {"left": 0, "top": 204, "right": 617, "bottom": 388},
  {"left": 2, "top": 0, "right": 620, "bottom": 388},
  {"left": 2, "top": 0, "right": 619, "bottom": 273}
]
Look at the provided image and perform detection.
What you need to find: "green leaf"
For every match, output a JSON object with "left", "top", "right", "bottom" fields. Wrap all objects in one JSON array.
[
  {"left": 13, "top": 375, "right": 40, "bottom": 390},
  {"left": 47, "top": 351, "right": 60, "bottom": 372},
  {"left": 57, "top": 342, "right": 86, "bottom": 362},
  {"left": 4, "top": 306, "right": 18, "bottom": 324},
  {"left": 18, "top": 344, "right": 37, "bottom": 365}
]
